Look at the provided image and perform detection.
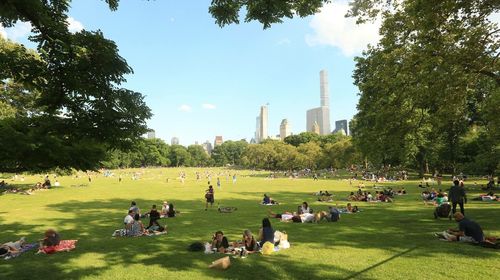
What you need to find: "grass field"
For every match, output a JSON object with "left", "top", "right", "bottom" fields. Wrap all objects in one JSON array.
[{"left": 1, "top": 168, "right": 499, "bottom": 280}]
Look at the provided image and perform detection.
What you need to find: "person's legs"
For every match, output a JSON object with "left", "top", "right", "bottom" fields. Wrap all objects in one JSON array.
[
  {"left": 451, "top": 201, "right": 457, "bottom": 214},
  {"left": 459, "top": 202, "right": 464, "bottom": 215}
]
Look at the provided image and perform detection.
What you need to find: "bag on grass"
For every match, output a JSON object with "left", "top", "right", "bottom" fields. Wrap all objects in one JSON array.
[
  {"left": 261, "top": 241, "right": 274, "bottom": 255},
  {"left": 209, "top": 256, "right": 231, "bottom": 270},
  {"left": 188, "top": 242, "right": 204, "bottom": 252}
]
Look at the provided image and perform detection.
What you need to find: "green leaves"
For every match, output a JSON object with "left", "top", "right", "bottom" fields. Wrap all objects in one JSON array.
[{"left": 209, "top": 0, "right": 330, "bottom": 29}]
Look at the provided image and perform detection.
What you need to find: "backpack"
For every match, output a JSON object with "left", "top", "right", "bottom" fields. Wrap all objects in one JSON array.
[{"left": 187, "top": 242, "right": 204, "bottom": 252}]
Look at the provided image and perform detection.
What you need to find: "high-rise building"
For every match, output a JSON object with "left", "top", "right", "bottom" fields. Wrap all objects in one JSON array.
[
  {"left": 202, "top": 141, "right": 213, "bottom": 154},
  {"left": 259, "top": 105, "right": 268, "bottom": 142},
  {"left": 171, "top": 137, "right": 179, "bottom": 145},
  {"left": 255, "top": 116, "right": 260, "bottom": 143},
  {"left": 214, "top": 136, "right": 223, "bottom": 146},
  {"left": 306, "top": 70, "right": 331, "bottom": 135},
  {"left": 147, "top": 129, "right": 156, "bottom": 139},
  {"left": 280, "top": 119, "right": 291, "bottom": 140},
  {"left": 333, "top": 119, "right": 348, "bottom": 135},
  {"left": 312, "top": 121, "right": 320, "bottom": 134}
]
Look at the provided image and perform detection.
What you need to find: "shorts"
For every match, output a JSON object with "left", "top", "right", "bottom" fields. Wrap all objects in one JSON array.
[
  {"left": 458, "top": 236, "right": 477, "bottom": 243},
  {"left": 206, "top": 196, "right": 214, "bottom": 203}
]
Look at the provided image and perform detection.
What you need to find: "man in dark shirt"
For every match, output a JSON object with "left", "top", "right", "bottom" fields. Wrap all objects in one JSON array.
[
  {"left": 448, "top": 180, "right": 467, "bottom": 216},
  {"left": 446, "top": 213, "right": 484, "bottom": 243}
]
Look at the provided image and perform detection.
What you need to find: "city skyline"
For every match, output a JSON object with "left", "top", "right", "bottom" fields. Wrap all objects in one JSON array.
[{"left": 10, "top": 0, "right": 380, "bottom": 146}]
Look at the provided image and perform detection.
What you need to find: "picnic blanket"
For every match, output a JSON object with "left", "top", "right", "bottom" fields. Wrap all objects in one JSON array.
[
  {"left": 2, "top": 243, "right": 39, "bottom": 260},
  {"left": 40, "top": 240, "right": 78, "bottom": 254}
]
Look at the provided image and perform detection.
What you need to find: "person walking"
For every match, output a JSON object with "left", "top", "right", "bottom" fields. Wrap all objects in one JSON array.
[{"left": 449, "top": 179, "right": 467, "bottom": 217}]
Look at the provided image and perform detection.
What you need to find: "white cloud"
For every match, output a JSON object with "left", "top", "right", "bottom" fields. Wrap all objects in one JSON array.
[
  {"left": 178, "top": 104, "right": 192, "bottom": 112},
  {"left": 305, "top": 1, "right": 381, "bottom": 56},
  {"left": 202, "top": 103, "right": 216, "bottom": 110},
  {"left": 67, "top": 17, "right": 84, "bottom": 33},
  {"left": 5, "top": 21, "right": 32, "bottom": 42}
]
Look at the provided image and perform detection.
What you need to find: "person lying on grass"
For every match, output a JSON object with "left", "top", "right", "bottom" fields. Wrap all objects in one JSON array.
[
  {"left": 472, "top": 191, "right": 499, "bottom": 202},
  {"left": 0, "top": 237, "right": 26, "bottom": 257},
  {"left": 267, "top": 210, "right": 315, "bottom": 223},
  {"left": 262, "top": 194, "right": 278, "bottom": 205},
  {"left": 211, "top": 231, "right": 230, "bottom": 253}
]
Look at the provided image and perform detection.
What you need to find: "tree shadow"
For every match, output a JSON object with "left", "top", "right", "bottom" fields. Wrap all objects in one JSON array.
[{"left": 0, "top": 187, "right": 499, "bottom": 279}]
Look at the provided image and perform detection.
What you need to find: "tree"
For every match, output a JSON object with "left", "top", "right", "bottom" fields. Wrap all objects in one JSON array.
[
  {"left": 188, "top": 145, "right": 210, "bottom": 167},
  {"left": 208, "top": 0, "right": 331, "bottom": 29},
  {"left": 297, "top": 142, "right": 324, "bottom": 170},
  {"left": 0, "top": 1, "right": 151, "bottom": 173},
  {"left": 351, "top": 0, "right": 499, "bottom": 175},
  {"left": 169, "top": 145, "right": 192, "bottom": 167}
]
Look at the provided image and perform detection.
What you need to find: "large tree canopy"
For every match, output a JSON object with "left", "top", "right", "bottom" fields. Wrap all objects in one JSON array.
[
  {"left": 0, "top": 0, "right": 151, "bottom": 172},
  {"left": 350, "top": 0, "right": 499, "bottom": 175}
]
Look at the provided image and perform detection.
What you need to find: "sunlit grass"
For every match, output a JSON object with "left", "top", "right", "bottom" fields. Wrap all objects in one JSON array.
[{"left": 0, "top": 168, "right": 499, "bottom": 280}]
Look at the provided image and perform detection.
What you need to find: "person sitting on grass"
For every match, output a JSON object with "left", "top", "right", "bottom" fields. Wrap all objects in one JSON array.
[
  {"left": 258, "top": 218, "right": 275, "bottom": 246},
  {"left": 161, "top": 201, "right": 169, "bottom": 217},
  {"left": 434, "top": 192, "right": 447, "bottom": 207},
  {"left": 39, "top": 229, "right": 60, "bottom": 249},
  {"left": 145, "top": 205, "right": 161, "bottom": 229},
  {"left": 211, "top": 231, "right": 230, "bottom": 253},
  {"left": 345, "top": 203, "right": 359, "bottom": 213},
  {"left": 438, "top": 213, "right": 484, "bottom": 243},
  {"left": 147, "top": 219, "right": 166, "bottom": 233},
  {"left": 234, "top": 230, "right": 258, "bottom": 254},
  {"left": 124, "top": 210, "right": 134, "bottom": 226},
  {"left": 167, "top": 203, "right": 177, "bottom": 217},
  {"left": 127, "top": 214, "right": 147, "bottom": 237},
  {"left": 347, "top": 192, "right": 357, "bottom": 201},
  {"left": 129, "top": 201, "right": 140, "bottom": 216},
  {"left": 262, "top": 194, "right": 278, "bottom": 205},
  {"left": 300, "top": 202, "right": 311, "bottom": 214}
]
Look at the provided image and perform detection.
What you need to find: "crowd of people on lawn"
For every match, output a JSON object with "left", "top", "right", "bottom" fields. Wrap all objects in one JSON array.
[{"left": 2, "top": 171, "right": 499, "bottom": 262}]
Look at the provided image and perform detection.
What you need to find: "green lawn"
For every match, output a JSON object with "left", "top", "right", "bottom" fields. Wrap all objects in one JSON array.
[{"left": 1, "top": 168, "right": 499, "bottom": 280}]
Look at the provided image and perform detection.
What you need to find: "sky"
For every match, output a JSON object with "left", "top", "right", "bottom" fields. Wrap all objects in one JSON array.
[{"left": 0, "top": 0, "right": 385, "bottom": 145}]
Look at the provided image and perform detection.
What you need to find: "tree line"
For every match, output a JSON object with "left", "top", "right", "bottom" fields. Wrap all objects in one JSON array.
[{"left": 101, "top": 132, "right": 361, "bottom": 171}]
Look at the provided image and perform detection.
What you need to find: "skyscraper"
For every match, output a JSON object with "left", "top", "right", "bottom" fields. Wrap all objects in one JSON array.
[
  {"left": 306, "top": 70, "right": 331, "bottom": 135},
  {"left": 214, "top": 136, "right": 223, "bottom": 146},
  {"left": 280, "top": 119, "right": 291, "bottom": 140},
  {"left": 202, "top": 141, "right": 213, "bottom": 155},
  {"left": 334, "top": 120, "right": 348, "bottom": 135},
  {"left": 312, "top": 121, "right": 320, "bottom": 134},
  {"left": 255, "top": 116, "right": 260, "bottom": 143},
  {"left": 171, "top": 137, "right": 179, "bottom": 145},
  {"left": 259, "top": 105, "right": 268, "bottom": 142}
]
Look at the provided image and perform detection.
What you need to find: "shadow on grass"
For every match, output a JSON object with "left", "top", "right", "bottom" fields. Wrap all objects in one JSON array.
[{"left": 0, "top": 189, "right": 499, "bottom": 279}]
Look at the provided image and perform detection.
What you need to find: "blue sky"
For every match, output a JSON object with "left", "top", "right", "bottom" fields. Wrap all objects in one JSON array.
[{"left": 1, "top": 0, "right": 384, "bottom": 145}]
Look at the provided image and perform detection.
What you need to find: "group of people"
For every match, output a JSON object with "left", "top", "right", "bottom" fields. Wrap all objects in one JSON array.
[
  {"left": 114, "top": 201, "right": 178, "bottom": 237},
  {"left": 314, "top": 190, "right": 333, "bottom": 202},
  {"left": 347, "top": 189, "right": 394, "bottom": 203},
  {"left": 208, "top": 218, "right": 288, "bottom": 256},
  {"left": 267, "top": 201, "right": 347, "bottom": 223},
  {"left": 1, "top": 229, "right": 78, "bottom": 258}
]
